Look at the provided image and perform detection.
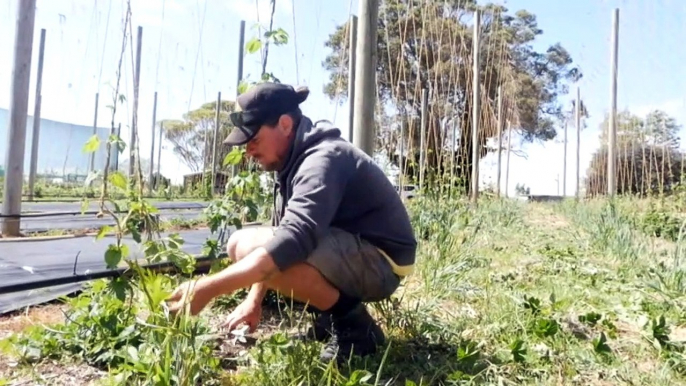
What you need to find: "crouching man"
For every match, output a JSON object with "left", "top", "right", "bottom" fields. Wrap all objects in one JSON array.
[{"left": 167, "top": 82, "right": 417, "bottom": 363}]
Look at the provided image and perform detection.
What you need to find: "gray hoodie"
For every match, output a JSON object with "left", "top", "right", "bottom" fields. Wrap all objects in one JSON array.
[{"left": 263, "top": 116, "right": 417, "bottom": 274}]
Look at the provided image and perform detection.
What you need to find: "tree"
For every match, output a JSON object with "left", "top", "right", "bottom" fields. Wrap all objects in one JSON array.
[
  {"left": 160, "top": 100, "right": 237, "bottom": 173},
  {"left": 321, "top": 0, "right": 581, "bottom": 193},
  {"left": 587, "top": 109, "right": 684, "bottom": 196},
  {"left": 598, "top": 109, "right": 680, "bottom": 148},
  {"left": 515, "top": 183, "right": 530, "bottom": 196},
  {"left": 643, "top": 110, "right": 681, "bottom": 148},
  {"left": 598, "top": 109, "right": 645, "bottom": 148}
]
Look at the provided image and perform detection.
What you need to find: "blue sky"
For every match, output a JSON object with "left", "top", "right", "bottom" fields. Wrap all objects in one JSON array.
[{"left": 1, "top": 0, "right": 685, "bottom": 196}]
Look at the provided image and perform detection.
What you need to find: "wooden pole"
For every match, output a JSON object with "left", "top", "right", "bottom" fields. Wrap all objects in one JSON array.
[
  {"left": 1, "top": 0, "right": 37, "bottom": 236},
  {"left": 351, "top": 0, "right": 379, "bottom": 157},
  {"left": 470, "top": 10, "right": 481, "bottom": 203},
  {"left": 129, "top": 26, "right": 143, "bottom": 179},
  {"left": 28, "top": 28, "right": 46, "bottom": 201},
  {"left": 347, "top": 15, "right": 357, "bottom": 143},
  {"left": 148, "top": 91, "right": 157, "bottom": 196}
]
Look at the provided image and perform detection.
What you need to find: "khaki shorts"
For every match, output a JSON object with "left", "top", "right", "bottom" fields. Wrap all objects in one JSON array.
[{"left": 272, "top": 226, "right": 401, "bottom": 302}]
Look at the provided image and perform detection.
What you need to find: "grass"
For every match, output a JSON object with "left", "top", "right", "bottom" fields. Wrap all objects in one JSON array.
[{"left": 2, "top": 195, "right": 686, "bottom": 385}]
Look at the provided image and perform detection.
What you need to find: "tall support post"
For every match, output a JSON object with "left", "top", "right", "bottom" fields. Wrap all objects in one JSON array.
[
  {"left": 496, "top": 85, "right": 503, "bottom": 197},
  {"left": 347, "top": 15, "right": 358, "bottom": 143},
  {"left": 575, "top": 87, "right": 581, "bottom": 199},
  {"left": 237, "top": 20, "right": 245, "bottom": 92},
  {"left": 607, "top": 8, "right": 619, "bottom": 196},
  {"left": 470, "top": 10, "right": 481, "bottom": 203},
  {"left": 563, "top": 121, "right": 568, "bottom": 196},
  {"left": 419, "top": 89, "right": 427, "bottom": 191},
  {"left": 148, "top": 91, "right": 158, "bottom": 196},
  {"left": 352, "top": 0, "right": 379, "bottom": 157},
  {"left": 112, "top": 123, "right": 121, "bottom": 172},
  {"left": 211, "top": 91, "right": 221, "bottom": 195},
  {"left": 451, "top": 121, "right": 457, "bottom": 198},
  {"left": 202, "top": 120, "right": 209, "bottom": 190},
  {"left": 88, "top": 93, "right": 99, "bottom": 176},
  {"left": 156, "top": 122, "right": 162, "bottom": 187},
  {"left": 28, "top": 28, "right": 46, "bottom": 201},
  {"left": 129, "top": 26, "right": 143, "bottom": 180},
  {"left": 232, "top": 20, "right": 246, "bottom": 178},
  {"left": 505, "top": 121, "right": 512, "bottom": 197},
  {"left": 2, "top": 0, "right": 37, "bottom": 236},
  {"left": 398, "top": 118, "right": 405, "bottom": 193}
]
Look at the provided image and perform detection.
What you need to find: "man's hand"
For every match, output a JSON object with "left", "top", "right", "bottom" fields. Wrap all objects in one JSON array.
[
  {"left": 167, "top": 277, "right": 214, "bottom": 316},
  {"left": 166, "top": 247, "right": 278, "bottom": 317},
  {"left": 221, "top": 298, "right": 262, "bottom": 333}
]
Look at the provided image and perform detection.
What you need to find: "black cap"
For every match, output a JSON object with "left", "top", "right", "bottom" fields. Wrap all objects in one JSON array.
[{"left": 223, "top": 82, "right": 309, "bottom": 146}]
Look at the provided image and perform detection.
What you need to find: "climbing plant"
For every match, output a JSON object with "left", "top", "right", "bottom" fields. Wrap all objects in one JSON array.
[{"left": 4, "top": 3, "right": 291, "bottom": 384}]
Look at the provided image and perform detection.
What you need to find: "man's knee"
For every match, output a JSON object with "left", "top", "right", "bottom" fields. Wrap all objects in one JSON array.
[
  {"left": 307, "top": 228, "right": 401, "bottom": 302},
  {"left": 226, "top": 226, "right": 275, "bottom": 262}
]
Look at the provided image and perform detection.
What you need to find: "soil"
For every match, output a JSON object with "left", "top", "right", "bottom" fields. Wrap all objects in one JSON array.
[{"left": 0, "top": 299, "right": 307, "bottom": 384}]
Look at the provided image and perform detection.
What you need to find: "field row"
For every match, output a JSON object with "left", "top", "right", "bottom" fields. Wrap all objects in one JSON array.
[{"left": 1, "top": 196, "right": 686, "bottom": 385}]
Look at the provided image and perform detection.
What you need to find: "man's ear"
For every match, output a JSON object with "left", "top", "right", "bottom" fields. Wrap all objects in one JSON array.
[{"left": 278, "top": 114, "right": 294, "bottom": 134}]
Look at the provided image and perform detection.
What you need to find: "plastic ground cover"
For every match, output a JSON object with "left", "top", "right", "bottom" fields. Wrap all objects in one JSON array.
[{"left": 0, "top": 228, "right": 224, "bottom": 314}]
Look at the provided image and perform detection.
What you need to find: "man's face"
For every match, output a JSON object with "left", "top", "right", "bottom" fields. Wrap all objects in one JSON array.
[{"left": 245, "top": 115, "right": 293, "bottom": 171}]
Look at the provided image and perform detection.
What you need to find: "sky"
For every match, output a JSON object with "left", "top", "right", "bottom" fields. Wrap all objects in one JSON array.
[{"left": 0, "top": 0, "right": 685, "bottom": 196}]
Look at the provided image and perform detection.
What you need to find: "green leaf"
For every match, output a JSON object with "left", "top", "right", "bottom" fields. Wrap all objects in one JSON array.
[
  {"left": 509, "top": 338, "right": 527, "bottom": 363},
  {"left": 146, "top": 203, "right": 160, "bottom": 214},
  {"left": 168, "top": 233, "right": 185, "bottom": 249},
  {"left": 223, "top": 148, "right": 244, "bottom": 166},
  {"left": 81, "top": 199, "right": 89, "bottom": 215},
  {"left": 237, "top": 80, "right": 252, "bottom": 95},
  {"left": 82, "top": 135, "right": 100, "bottom": 153},
  {"left": 108, "top": 171, "right": 128, "bottom": 190},
  {"left": 105, "top": 244, "right": 123, "bottom": 269},
  {"left": 245, "top": 37, "right": 262, "bottom": 54},
  {"left": 592, "top": 331, "right": 612, "bottom": 355},
  {"left": 108, "top": 133, "right": 126, "bottom": 153},
  {"left": 109, "top": 277, "right": 130, "bottom": 301},
  {"left": 143, "top": 240, "right": 161, "bottom": 259},
  {"left": 96, "top": 225, "right": 112, "bottom": 240},
  {"left": 266, "top": 28, "right": 289, "bottom": 45},
  {"left": 120, "top": 243, "right": 130, "bottom": 258},
  {"left": 112, "top": 200, "right": 123, "bottom": 213},
  {"left": 126, "top": 345, "right": 139, "bottom": 362},
  {"left": 130, "top": 227, "right": 141, "bottom": 243},
  {"left": 119, "top": 324, "right": 137, "bottom": 340}
]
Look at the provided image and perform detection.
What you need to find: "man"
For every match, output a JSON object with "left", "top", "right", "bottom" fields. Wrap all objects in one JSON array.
[{"left": 167, "top": 82, "right": 417, "bottom": 363}]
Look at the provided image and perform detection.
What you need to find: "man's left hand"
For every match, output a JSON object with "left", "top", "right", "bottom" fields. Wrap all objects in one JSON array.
[{"left": 167, "top": 277, "right": 214, "bottom": 316}]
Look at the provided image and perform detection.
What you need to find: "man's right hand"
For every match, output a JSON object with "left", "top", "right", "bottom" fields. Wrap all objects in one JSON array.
[{"left": 221, "top": 298, "right": 262, "bottom": 333}]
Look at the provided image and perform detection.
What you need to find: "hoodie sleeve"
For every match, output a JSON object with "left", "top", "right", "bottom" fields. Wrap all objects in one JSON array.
[{"left": 262, "top": 149, "right": 352, "bottom": 271}]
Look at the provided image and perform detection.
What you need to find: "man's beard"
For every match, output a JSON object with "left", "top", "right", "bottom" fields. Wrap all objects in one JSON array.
[
  {"left": 258, "top": 159, "right": 282, "bottom": 172},
  {"left": 261, "top": 163, "right": 278, "bottom": 172}
]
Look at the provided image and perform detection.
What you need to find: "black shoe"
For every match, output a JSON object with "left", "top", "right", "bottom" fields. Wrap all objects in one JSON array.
[
  {"left": 319, "top": 304, "right": 386, "bottom": 364},
  {"left": 293, "top": 312, "right": 333, "bottom": 342}
]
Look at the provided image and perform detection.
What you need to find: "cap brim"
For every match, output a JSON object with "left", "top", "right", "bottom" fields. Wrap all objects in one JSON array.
[
  {"left": 223, "top": 111, "right": 259, "bottom": 146},
  {"left": 222, "top": 126, "right": 258, "bottom": 146}
]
